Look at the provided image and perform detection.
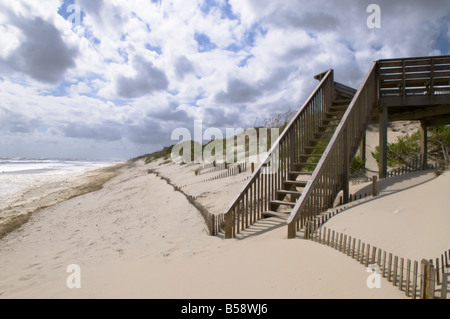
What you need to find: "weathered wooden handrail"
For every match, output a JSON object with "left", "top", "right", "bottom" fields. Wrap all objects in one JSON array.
[
  {"left": 378, "top": 55, "right": 450, "bottom": 106},
  {"left": 287, "top": 62, "right": 378, "bottom": 238},
  {"left": 224, "top": 70, "right": 335, "bottom": 238}
]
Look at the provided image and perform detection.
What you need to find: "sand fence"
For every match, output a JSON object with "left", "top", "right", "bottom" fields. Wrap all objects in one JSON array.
[{"left": 304, "top": 207, "right": 448, "bottom": 299}]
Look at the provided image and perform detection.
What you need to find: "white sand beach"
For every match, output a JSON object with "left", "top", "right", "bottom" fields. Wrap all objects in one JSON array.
[{"left": 0, "top": 151, "right": 448, "bottom": 299}]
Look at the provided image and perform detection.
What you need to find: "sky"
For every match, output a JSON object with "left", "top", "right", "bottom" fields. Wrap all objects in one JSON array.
[{"left": 0, "top": 0, "right": 449, "bottom": 160}]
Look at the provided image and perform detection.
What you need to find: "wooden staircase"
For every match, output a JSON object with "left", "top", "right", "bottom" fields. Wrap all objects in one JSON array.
[
  {"left": 262, "top": 99, "right": 352, "bottom": 220},
  {"left": 222, "top": 55, "right": 450, "bottom": 240}
]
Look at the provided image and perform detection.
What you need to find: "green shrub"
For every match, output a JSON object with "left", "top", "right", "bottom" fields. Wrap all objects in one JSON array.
[{"left": 372, "top": 131, "right": 421, "bottom": 167}]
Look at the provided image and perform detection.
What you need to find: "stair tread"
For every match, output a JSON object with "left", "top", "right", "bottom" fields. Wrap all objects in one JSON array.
[
  {"left": 333, "top": 99, "right": 352, "bottom": 105},
  {"left": 270, "top": 200, "right": 297, "bottom": 207},
  {"left": 277, "top": 189, "right": 302, "bottom": 195},
  {"left": 299, "top": 154, "right": 323, "bottom": 157},
  {"left": 288, "top": 171, "right": 313, "bottom": 175},
  {"left": 295, "top": 162, "right": 318, "bottom": 166},
  {"left": 262, "top": 211, "right": 290, "bottom": 219},
  {"left": 283, "top": 180, "right": 308, "bottom": 186},
  {"left": 304, "top": 146, "right": 327, "bottom": 149}
]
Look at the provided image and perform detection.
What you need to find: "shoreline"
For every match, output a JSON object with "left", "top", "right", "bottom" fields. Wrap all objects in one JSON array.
[{"left": 0, "top": 162, "right": 127, "bottom": 241}]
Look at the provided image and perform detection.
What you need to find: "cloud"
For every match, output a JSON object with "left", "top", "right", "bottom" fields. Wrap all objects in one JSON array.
[
  {"left": 116, "top": 55, "right": 169, "bottom": 98},
  {"left": 0, "top": 107, "right": 41, "bottom": 133},
  {"left": 1, "top": 14, "right": 78, "bottom": 83},
  {"left": 268, "top": 10, "right": 340, "bottom": 32},
  {"left": 61, "top": 120, "right": 123, "bottom": 142},
  {"left": 215, "top": 78, "right": 262, "bottom": 104},
  {"left": 174, "top": 55, "right": 195, "bottom": 79}
]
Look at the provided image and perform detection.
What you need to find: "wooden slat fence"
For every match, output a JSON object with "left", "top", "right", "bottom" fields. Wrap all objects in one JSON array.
[{"left": 307, "top": 218, "right": 449, "bottom": 299}]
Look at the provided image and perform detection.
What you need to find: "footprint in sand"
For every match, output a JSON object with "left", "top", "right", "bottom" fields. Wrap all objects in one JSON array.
[
  {"left": 24, "top": 263, "right": 40, "bottom": 270},
  {"left": 18, "top": 273, "right": 36, "bottom": 281}
]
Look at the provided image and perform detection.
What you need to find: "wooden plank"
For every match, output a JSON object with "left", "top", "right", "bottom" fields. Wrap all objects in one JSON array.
[
  {"left": 347, "top": 236, "right": 352, "bottom": 256},
  {"left": 406, "top": 259, "right": 411, "bottom": 297},
  {"left": 442, "top": 272, "right": 448, "bottom": 299},
  {"left": 420, "top": 259, "right": 432, "bottom": 299},
  {"left": 352, "top": 238, "right": 356, "bottom": 259},
  {"left": 360, "top": 243, "right": 366, "bottom": 265},
  {"left": 412, "top": 260, "right": 418, "bottom": 299},
  {"left": 393, "top": 256, "right": 399, "bottom": 286},
  {"left": 388, "top": 253, "right": 393, "bottom": 282},
  {"left": 436, "top": 257, "right": 440, "bottom": 285},
  {"left": 224, "top": 210, "right": 233, "bottom": 239},
  {"left": 399, "top": 258, "right": 404, "bottom": 291},
  {"left": 365, "top": 244, "right": 370, "bottom": 267}
]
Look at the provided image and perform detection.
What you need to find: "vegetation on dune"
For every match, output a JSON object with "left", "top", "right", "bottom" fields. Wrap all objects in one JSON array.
[{"left": 371, "top": 126, "right": 450, "bottom": 168}]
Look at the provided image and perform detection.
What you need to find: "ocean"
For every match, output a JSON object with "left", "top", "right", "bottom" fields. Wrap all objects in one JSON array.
[{"left": 0, "top": 158, "right": 116, "bottom": 211}]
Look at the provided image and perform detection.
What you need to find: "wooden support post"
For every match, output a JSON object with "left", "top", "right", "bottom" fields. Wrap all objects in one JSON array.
[
  {"left": 361, "top": 243, "right": 366, "bottom": 265},
  {"left": 420, "top": 259, "right": 433, "bottom": 299},
  {"left": 399, "top": 258, "right": 404, "bottom": 291},
  {"left": 347, "top": 236, "right": 352, "bottom": 256},
  {"left": 377, "top": 249, "right": 382, "bottom": 267},
  {"left": 352, "top": 238, "right": 356, "bottom": 259},
  {"left": 287, "top": 222, "right": 296, "bottom": 239},
  {"left": 388, "top": 253, "right": 393, "bottom": 282},
  {"left": 436, "top": 258, "right": 440, "bottom": 285},
  {"left": 372, "top": 246, "right": 377, "bottom": 265},
  {"left": 224, "top": 212, "right": 233, "bottom": 239},
  {"left": 393, "top": 256, "right": 399, "bottom": 286},
  {"left": 343, "top": 126, "right": 350, "bottom": 204},
  {"left": 446, "top": 250, "right": 449, "bottom": 267},
  {"left": 420, "top": 122, "right": 428, "bottom": 170},
  {"left": 406, "top": 259, "right": 411, "bottom": 297},
  {"left": 327, "top": 228, "right": 331, "bottom": 246},
  {"left": 365, "top": 244, "right": 370, "bottom": 267},
  {"left": 412, "top": 261, "right": 418, "bottom": 299},
  {"left": 379, "top": 106, "right": 388, "bottom": 179},
  {"left": 343, "top": 235, "right": 347, "bottom": 254},
  {"left": 372, "top": 176, "right": 378, "bottom": 197},
  {"left": 442, "top": 273, "right": 448, "bottom": 299},
  {"left": 382, "top": 251, "right": 387, "bottom": 278},
  {"left": 357, "top": 240, "right": 361, "bottom": 262}
]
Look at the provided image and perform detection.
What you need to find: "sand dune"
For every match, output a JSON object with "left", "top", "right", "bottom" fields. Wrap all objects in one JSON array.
[
  {"left": 5, "top": 158, "right": 446, "bottom": 298},
  {"left": 0, "top": 119, "right": 448, "bottom": 299}
]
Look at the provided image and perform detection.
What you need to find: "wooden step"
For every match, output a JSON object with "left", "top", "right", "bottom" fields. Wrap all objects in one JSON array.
[
  {"left": 288, "top": 170, "right": 313, "bottom": 176},
  {"left": 299, "top": 154, "right": 322, "bottom": 158},
  {"left": 318, "top": 124, "right": 339, "bottom": 129},
  {"left": 270, "top": 200, "right": 296, "bottom": 208},
  {"left": 294, "top": 162, "right": 318, "bottom": 167},
  {"left": 276, "top": 190, "right": 302, "bottom": 197},
  {"left": 310, "top": 138, "right": 330, "bottom": 143},
  {"left": 283, "top": 179, "right": 308, "bottom": 187},
  {"left": 304, "top": 146, "right": 327, "bottom": 150},
  {"left": 325, "top": 111, "right": 345, "bottom": 117},
  {"left": 332, "top": 98, "right": 352, "bottom": 105},
  {"left": 329, "top": 105, "right": 348, "bottom": 112},
  {"left": 262, "top": 211, "right": 290, "bottom": 219}
]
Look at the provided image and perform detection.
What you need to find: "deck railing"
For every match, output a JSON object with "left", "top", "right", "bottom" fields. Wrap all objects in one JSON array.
[
  {"left": 378, "top": 55, "right": 450, "bottom": 106},
  {"left": 224, "top": 70, "right": 335, "bottom": 238},
  {"left": 287, "top": 62, "right": 378, "bottom": 238}
]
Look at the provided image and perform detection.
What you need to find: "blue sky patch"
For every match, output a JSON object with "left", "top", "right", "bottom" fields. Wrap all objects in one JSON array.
[
  {"left": 194, "top": 33, "right": 217, "bottom": 52},
  {"left": 238, "top": 54, "right": 254, "bottom": 67},
  {"left": 200, "top": 0, "right": 238, "bottom": 20},
  {"left": 145, "top": 43, "right": 163, "bottom": 55}
]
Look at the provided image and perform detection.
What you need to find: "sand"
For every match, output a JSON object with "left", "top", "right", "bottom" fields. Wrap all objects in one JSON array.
[{"left": 0, "top": 121, "right": 448, "bottom": 299}]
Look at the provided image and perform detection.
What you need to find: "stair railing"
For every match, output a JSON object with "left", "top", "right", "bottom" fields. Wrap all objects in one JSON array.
[
  {"left": 224, "top": 70, "right": 335, "bottom": 238},
  {"left": 287, "top": 62, "right": 379, "bottom": 238}
]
